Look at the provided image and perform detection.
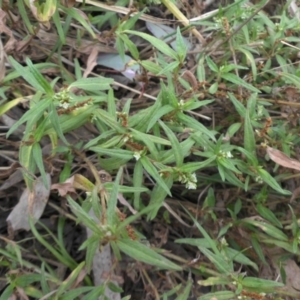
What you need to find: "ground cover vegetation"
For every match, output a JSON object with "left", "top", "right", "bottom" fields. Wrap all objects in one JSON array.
[{"left": 1, "top": 0, "right": 300, "bottom": 299}]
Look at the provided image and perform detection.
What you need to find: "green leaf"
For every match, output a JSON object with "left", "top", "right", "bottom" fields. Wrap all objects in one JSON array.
[
  {"left": 158, "top": 61, "right": 180, "bottom": 75},
  {"left": 69, "top": 77, "right": 113, "bottom": 91},
  {"left": 177, "top": 112, "right": 216, "bottom": 141},
  {"left": 84, "top": 235, "right": 101, "bottom": 273},
  {"left": 147, "top": 105, "right": 174, "bottom": 132},
  {"left": 90, "top": 147, "right": 133, "bottom": 160},
  {"left": 180, "top": 156, "right": 216, "bottom": 173},
  {"left": 7, "top": 97, "right": 52, "bottom": 137},
  {"left": 140, "top": 156, "right": 171, "bottom": 196},
  {"left": 26, "top": 58, "right": 54, "bottom": 96},
  {"left": 238, "top": 46, "right": 257, "bottom": 81},
  {"left": 244, "top": 110, "right": 256, "bottom": 154},
  {"left": 199, "top": 247, "right": 233, "bottom": 274},
  {"left": 256, "top": 204, "right": 282, "bottom": 228},
  {"left": 66, "top": 196, "right": 101, "bottom": 234},
  {"left": 81, "top": 286, "right": 105, "bottom": 300},
  {"left": 148, "top": 175, "right": 173, "bottom": 220},
  {"left": 228, "top": 93, "right": 246, "bottom": 117},
  {"left": 175, "top": 27, "right": 188, "bottom": 62},
  {"left": 107, "top": 167, "right": 123, "bottom": 225},
  {"left": 8, "top": 56, "right": 47, "bottom": 93},
  {"left": 17, "top": 0, "right": 34, "bottom": 33},
  {"left": 176, "top": 279, "right": 192, "bottom": 300},
  {"left": 221, "top": 73, "right": 261, "bottom": 93},
  {"left": 48, "top": 103, "right": 69, "bottom": 145},
  {"left": 159, "top": 120, "right": 183, "bottom": 166},
  {"left": 198, "top": 291, "right": 236, "bottom": 300},
  {"left": 60, "top": 287, "right": 95, "bottom": 300},
  {"left": 124, "top": 30, "right": 177, "bottom": 60},
  {"left": 133, "top": 161, "right": 144, "bottom": 210},
  {"left": 251, "top": 235, "right": 267, "bottom": 264},
  {"left": 0, "top": 285, "right": 14, "bottom": 300},
  {"left": 209, "top": 82, "right": 218, "bottom": 94},
  {"left": 32, "top": 143, "right": 48, "bottom": 189},
  {"left": 243, "top": 218, "right": 289, "bottom": 241},
  {"left": 60, "top": 7, "right": 96, "bottom": 38},
  {"left": 119, "top": 34, "right": 139, "bottom": 60},
  {"left": 116, "top": 239, "right": 181, "bottom": 270},
  {"left": 206, "top": 56, "right": 219, "bottom": 73},
  {"left": 140, "top": 60, "right": 162, "bottom": 75},
  {"left": 56, "top": 262, "right": 86, "bottom": 297},
  {"left": 258, "top": 168, "right": 291, "bottom": 195},
  {"left": 241, "top": 277, "right": 284, "bottom": 290}
]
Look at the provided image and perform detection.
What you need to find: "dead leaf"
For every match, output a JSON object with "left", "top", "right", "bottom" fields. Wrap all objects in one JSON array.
[
  {"left": 290, "top": 185, "right": 300, "bottom": 202},
  {"left": 0, "top": 37, "right": 5, "bottom": 81},
  {"left": 6, "top": 174, "right": 51, "bottom": 232},
  {"left": 274, "top": 259, "right": 300, "bottom": 296},
  {"left": 83, "top": 47, "right": 98, "bottom": 78},
  {"left": 117, "top": 193, "right": 137, "bottom": 215},
  {"left": 86, "top": 209, "right": 121, "bottom": 300},
  {"left": 0, "top": 9, "right": 17, "bottom": 53},
  {"left": 51, "top": 176, "right": 76, "bottom": 196},
  {"left": 0, "top": 169, "right": 24, "bottom": 190},
  {"left": 36, "top": 29, "right": 117, "bottom": 55},
  {"left": 267, "top": 146, "right": 300, "bottom": 171}
]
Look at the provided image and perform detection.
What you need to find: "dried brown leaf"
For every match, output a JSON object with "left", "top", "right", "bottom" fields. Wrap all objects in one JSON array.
[
  {"left": 267, "top": 146, "right": 300, "bottom": 171},
  {"left": 0, "top": 37, "right": 5, "bottom": 81},
  {"left": 83, "top": 47, "right": 98, "bottom": 78},
  {"left": 0, "top": 9, "right": 17, "bottom": 53},
  {"left": 36, "top": 29, "right": 116, "bottom": 54},
  {"left": 290, "top": 185, "right": 300, "bottom": 202},
  {"left": 51, "top": 176, "right": 76, "bottom": 196},
  {"left": 86, "top": 209, "right": 121, "bottom": 300},
  {"left": 6, "top": 174, "right": 51, "bottom": 231},
  {"left": 117, "top": 193, "right": 137, "bottom": 215},
  {"left": 0, "top": 169, "right": 24, "bottom": 190}
]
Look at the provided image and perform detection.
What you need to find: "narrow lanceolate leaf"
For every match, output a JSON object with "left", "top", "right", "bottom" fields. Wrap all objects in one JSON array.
[
  {"left": 256, "top": 203, "right": 282, "bottom": 228},
  {"left": 159, "top": 120, "right": 183, "bottom": 166},
  {"left": 133, "top": 161, "right": 143, "bottom": 210},
  {"left": 26, "top": 58, "right": 54, "bottom": 96},
  {"left": 116, "top": 239, "right": 181, "bottom": 271},
  {"left": 258, "top": 168, "right": 291, "bottom": 195},
  {"left": 198, "top": 291, "right": 236, "bottom": 300},
  {"left": 32, "top": 143, "right": 49, "bottom": 189},
  {"left": 140, "top": 157, "right": 171, "bottom": 196},
  {"left": 241, "top": 277, "right": 284, "bottom": 290},
  {"left": 148, "top": 175, "right": 173, "bottom": 220},
  {"left": 243, "top": 218, "right": 289, "bottom": 241},
  {"left": 124, "top": 30, "right": 177, "bottom": 60},
  {"left": 106, "top": 167, "right": 123, "bottom": 225},
  {"left": 244, "top": 110, "right": 255, "bottom": 154},
  {"left": 221, "top": 73, "right": 261, "bottom": 93},
  {"left": 267, "top": 146, "right": 300, "bottom": 171},
  {"left": 8, "top": 56, "right": 46, "bottom": 93},
  {"left": 7, "top": 97, "right": 52, "bottom": 137},
  {"left": 228, "top": 93, "right": 246, "bottom": 117},
  {"left": 206, "top": 56, "right": 219, "bottom": 72},
  {"left": 68, "top": 77, "right": 113, "bottom": 91}
]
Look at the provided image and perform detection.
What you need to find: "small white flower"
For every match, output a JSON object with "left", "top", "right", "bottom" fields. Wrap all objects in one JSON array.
[
  {"left": 225, "top": 151, "right": 233, "bottom": 158},
  {"left": 220, "top": 237, "right": 228, "bottom": 246},
  {"left": 105, "top": 231, "right": 112, "bottom": 237},
  {"left": 190, "top": 173, "right": 197, "bottom": 182},
  {"left": 133, "top": 152, "right": 141, "bottom": 161},
  {"left": 186, "top": 181, "right": 197, "bottom": 190},
  {"left": 60, "top": 102, "right": 69, "bottom": 109},
  {"left": 255, "top": 175, "right": 263, "bottom": 184}
]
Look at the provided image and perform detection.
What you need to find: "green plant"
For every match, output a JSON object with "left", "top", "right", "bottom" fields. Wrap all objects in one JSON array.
[{"left": 1, "top": 0, "right": 300, "bottom": 298}]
